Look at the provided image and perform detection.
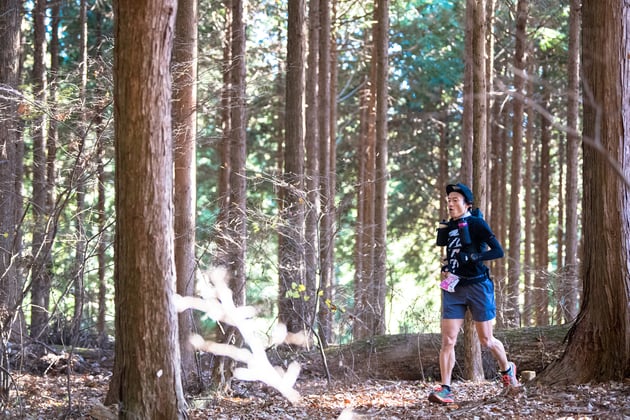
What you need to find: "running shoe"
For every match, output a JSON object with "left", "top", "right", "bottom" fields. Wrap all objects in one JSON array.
[
  {"left": 502, "top": 362, "right": 520, "bottom": 388},
  {"left": 428, "top": 385, "right": 454, "bottom": 404}
]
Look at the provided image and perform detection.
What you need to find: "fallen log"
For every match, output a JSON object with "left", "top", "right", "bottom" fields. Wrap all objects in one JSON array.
[{"left": 296, "top": 324, "right": 569, "bottom": 381}]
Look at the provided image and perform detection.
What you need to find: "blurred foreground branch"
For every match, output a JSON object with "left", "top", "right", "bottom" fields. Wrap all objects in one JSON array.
[{"left": 174, "top": 268, "right": 304, "bottom": 403}]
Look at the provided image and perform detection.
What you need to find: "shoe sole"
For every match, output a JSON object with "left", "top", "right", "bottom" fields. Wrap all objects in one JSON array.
[{"left": 428, "top": 393, "right": 454, "bottom": 405}]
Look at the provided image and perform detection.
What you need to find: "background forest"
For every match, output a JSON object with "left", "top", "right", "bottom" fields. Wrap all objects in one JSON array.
[
  {"left": 1, "top": 0, "right": 576, "bottom": 344},
  {"left": 7, "top": 0, "right": 630, "bottom": 417}
]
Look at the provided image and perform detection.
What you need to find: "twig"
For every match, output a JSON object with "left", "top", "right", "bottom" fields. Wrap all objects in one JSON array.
[{"left": 0, "top": 363, "right": 25, "bottom": 416}]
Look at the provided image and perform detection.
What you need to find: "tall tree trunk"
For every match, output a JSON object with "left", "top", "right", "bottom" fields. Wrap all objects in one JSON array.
[
  {"left": 539, "top": 0, "right": 630, "bottom": 384},
  {"left": 562, "top": 0, "right": 581, "bottom": 323},
  {"left": 507, "top": 0, "right": 529, "bottom": 327},
  {"left": 488, "top": 61, "right": 506, "bottom": 321},
  {"left": 227, "top": 0, "right": 247, "bottom": 308},
  {"left": 535, "top": 71, "right": 550, "bottom": 326},
  {"left": 555, "top": 128, "right": 565, "bottom": 325},
  {"left": 461, "top": 0, "right": 474, "bottom": 182},
  {"left": 93, "top": 3, "right": 109, "bottom": 346},
  {"left": 211, "top": 0, "right": 248, "bottom": 393},
  {"left": 30, "top": 0, "right": 51, "bottom": 340},
  {"left": 493, "top": 106, "right": 510, "bottom": 328},
  {"left": 279, "top": 0, "right": 306, "bottom": 334},
  {"left": 216, "top": 0, "right": 232, "bottom": 268},
  {"left": 355, "top": 70, "right": 375, "bottom": 340},
  {"left": 0, "top": 0, "right": 23, "bottom": 398},
  {"left": 472, "top": 0, "right": 487, "bottom": 211},
  {"left": 105, "top": 0, "right": 186, "bottom": 416},
  {"left": 354, "top": 76, "right": 370, "bottom": 340},
  {"left": 522, "top": 68, "right": 535, "bottom": 327},
  {"left": 485, "top": 0, "right": 495, "bottom": 206},
  {"left": 462, "top": 0, "right": 487, "bottom": 382},
  {"left": 172, "top": 0, "right": 199, "bottom": 388},
  {"left": 438, "top": 123, "right": 449, "bottom": 222},
  {"left": 318, "top": 0, "right": 334, "bottom": 344},
  {"left": 372, "top": 0, "right": 388, "bottom": 337},
  {"left": 305, "top": 0, "right": 320, "bottom": 344},
  {"left": 71, "top": 0, "right": 88, "bottom": 344},
  {"left": 322, "top": 0, "right": 338, "bottom": 344}
]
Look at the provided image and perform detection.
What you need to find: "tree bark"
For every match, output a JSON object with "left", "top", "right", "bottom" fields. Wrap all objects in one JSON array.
[
  {"left": 105, "top": 0, "right": 186, "bottom": 417},
  {"left": 71, "top": 0, "right": 87, "bottom": 344},
  {"left": 535, "top": 70, "right": 550, "bottom": 326},
  {"left": 523, "top": 67, "right": 535, "bottom": 327},
  {"left": 358, "top": 48, "right": 376, "bottom": 339},
  {"left": 461, "top": 0, "right": 474, "bottom": 182},
  {"left": 459, "top": 0, "right": 489, "bottom": 381},
  {"left": 372, "top": 0, "right": 389, "bottom": 338},
  {"left": 354, "top": 73, "right": 372, "bottom": 340},
  {"left": 227, "top": 0, "right": 247, "bottom": 307},
  {"left": 172, "top": 0, "right": 199, "bottom": 388},
  {"left": 493, "top": 107, "right": 510, "bottom": 328},
  {"left": 0, "top": 0, "right": 23, "bottom": 397},
  {"left": 323, "top": 0, "right": 338, "bottom": 345},
  {"left": 30, "top": 0, "right": 52, "bottom": 340},
  {"left": 305, "top": 0, "right": 320, "bottom": 343},
  {"left": 538, "top": 0, "right": 630, "bottom": 385},
  {"left": 472, "top": 0, "right": 487, "bottom": 211},
  {"left": 93, "top": 3, "right": 109, "bottom": 346},
  {"left": 485, "top": 0, "right": 495, "bottom": 205},
  {"left": 317, "top": 0, "right": 334, "bottom": 346},
  {"left": 507, "top": 0, "right": 529, "bottom": 327},
  {"left": 211, "top": 0, "right": 248, "bottom": 392},
  {"left": 278, "top": 0, "right": 306, "bottom": 334},
  {"left": 215, "top": 0, "right": 232, "bottom": 267},
  {"left": 561, "top": 0, "right": 581, "bottom": 323}
]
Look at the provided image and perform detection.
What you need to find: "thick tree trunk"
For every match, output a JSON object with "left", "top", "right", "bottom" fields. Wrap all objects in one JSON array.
[
  {"left": 295, "top": 325, "right": 569, "bottom": 381},
  {"left": 105, "top": 0, "right": 186, "bottom": 417},
  {"left": 538, "top": 0, "right": 630, "bottom": 385}
]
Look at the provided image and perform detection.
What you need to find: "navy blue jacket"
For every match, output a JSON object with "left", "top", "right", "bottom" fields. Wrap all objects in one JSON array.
[{"left": 444, "top": 214, "right": 504, "bottom": 286}]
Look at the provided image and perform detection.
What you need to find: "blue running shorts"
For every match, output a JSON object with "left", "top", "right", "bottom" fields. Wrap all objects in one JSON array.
[{"left": 442, "top": 279, "right": 496, "bottom": 322}]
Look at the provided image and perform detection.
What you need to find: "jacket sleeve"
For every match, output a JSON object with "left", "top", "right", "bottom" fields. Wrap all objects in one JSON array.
[
  {"left": 472, "top": 218, "right": 504, "bottom": 262},
  {"left": 475, "top": 235, "right": 504, "bottom": 262}
]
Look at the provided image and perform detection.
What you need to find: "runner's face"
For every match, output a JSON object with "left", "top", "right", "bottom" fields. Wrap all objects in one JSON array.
[{"left": 447, "top": 192, "right": 468, "bottom": 219}]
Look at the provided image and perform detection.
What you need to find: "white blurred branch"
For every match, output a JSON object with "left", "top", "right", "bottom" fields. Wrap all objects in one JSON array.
[{"left": 174, "top": 267, "right": 302, "bottom": 403}]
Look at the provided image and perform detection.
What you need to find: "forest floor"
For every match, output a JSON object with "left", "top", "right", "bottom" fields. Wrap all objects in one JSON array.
[{"left": 5, "top": 347, "right": 630, "bottom": 419}]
